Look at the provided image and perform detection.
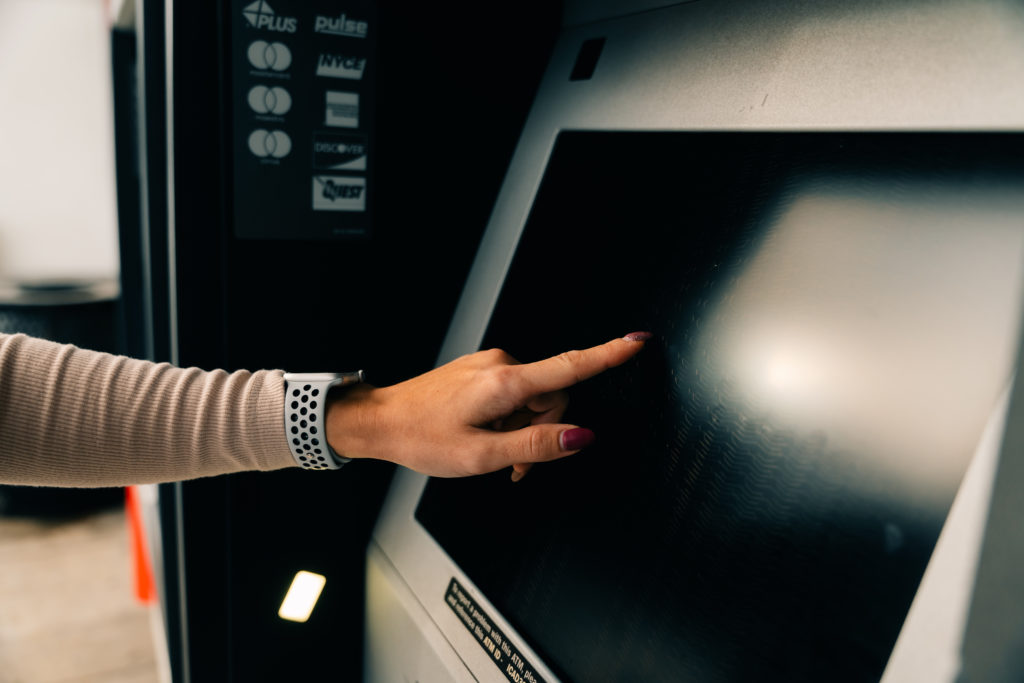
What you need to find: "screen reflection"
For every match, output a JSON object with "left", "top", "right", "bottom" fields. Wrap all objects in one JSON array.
[{"left": 417, "top": 133, "right": 1024, "bottom": 682}]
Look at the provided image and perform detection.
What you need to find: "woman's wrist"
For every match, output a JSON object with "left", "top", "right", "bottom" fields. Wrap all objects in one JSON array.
[{"left": 324, "top": 383, "right": 380, "bottom": 462}]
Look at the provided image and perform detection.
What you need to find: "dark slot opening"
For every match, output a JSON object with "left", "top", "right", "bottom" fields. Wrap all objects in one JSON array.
[{"left": 569, "top": 37, "right": 606, "bottom": 81}]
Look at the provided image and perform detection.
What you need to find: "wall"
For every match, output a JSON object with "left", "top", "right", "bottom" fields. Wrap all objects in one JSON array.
[{"left": 0, "top": 0, "right": 119, "bottom": 282}]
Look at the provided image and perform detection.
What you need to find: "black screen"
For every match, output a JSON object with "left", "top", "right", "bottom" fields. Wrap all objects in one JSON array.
[{"left": 416, "top": 132, "right": 1024, "bottom": 682}]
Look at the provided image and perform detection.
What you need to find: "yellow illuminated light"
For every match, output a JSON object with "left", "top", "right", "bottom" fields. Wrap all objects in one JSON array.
[{"left": 278, "top": 571, "right": 326, "bottom": 623}]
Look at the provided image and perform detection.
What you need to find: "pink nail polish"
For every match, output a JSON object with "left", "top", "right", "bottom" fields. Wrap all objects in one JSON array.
[
  {"left": 623, "top": 331, "right": 652, "bottom": 342},
  {"left": 561, "top": 427, "right": 595, "bottom": 451}
]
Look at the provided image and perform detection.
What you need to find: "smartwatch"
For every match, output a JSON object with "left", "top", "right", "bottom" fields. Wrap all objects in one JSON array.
[{"left": 283, "top": 371, "right": 364, "bottom": 470}]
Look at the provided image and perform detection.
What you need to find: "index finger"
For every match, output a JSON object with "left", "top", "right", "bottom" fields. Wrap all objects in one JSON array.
[{"left": 515, "top": 332, "right": 651, "bottom": 395}]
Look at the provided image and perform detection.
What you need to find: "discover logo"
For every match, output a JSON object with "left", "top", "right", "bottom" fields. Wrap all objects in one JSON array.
[{"left": 313, "top": 133, "right": 367, "bottom": 171}]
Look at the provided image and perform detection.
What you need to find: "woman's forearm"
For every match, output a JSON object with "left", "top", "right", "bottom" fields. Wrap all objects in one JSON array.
[{"left": 0, "top": 333, "right": 294, "bottom": 487}]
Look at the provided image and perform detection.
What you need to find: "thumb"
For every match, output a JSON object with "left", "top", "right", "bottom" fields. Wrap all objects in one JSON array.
[{"left": 493, "top": 424, "right": 596, "bottom": 466}]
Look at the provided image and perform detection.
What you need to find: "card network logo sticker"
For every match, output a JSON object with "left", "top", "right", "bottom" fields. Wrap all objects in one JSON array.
[
  {"left": 314, "top": 13, "right": 369, "bottom": 38},
  {"left": 325, "top": 91, "right": 359, "bottom": 128},
  {"left": 242, "top": 1, "right": 297, "bottom": 34},
  {"left": 313, "top": 133, "right": 367, "bottom": 171},
  {"left": 313, "top": 176, "right": 366, "bottom": 212},
  {"left": 316, "top": 53, "right": 366, "bottom": 80},
  {"left": 247, "top": 40, "right": 292, "bottom": 71}
]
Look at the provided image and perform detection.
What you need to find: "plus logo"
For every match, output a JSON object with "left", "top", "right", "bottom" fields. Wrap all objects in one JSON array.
[{"left": 242, "top": 1, "right": 297, "bottom": 34}]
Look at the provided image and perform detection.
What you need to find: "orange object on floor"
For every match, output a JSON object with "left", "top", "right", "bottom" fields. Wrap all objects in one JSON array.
[{"left": 125, "top": 485, "right": 157, "bottom": 604}]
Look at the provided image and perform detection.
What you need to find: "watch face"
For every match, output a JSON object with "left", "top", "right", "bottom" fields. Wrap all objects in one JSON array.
[
  {"left": 286, "top": 371, "right": 364, "bottom": 385},
  {"left": 286, "top": 372, "right": 345, "bottom": 382}
]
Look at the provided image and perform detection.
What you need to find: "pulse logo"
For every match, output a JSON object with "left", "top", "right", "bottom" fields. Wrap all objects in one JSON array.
[
  {"left": 242, "top": 1, "right": 297, "bottom": 34},
  {"left": 314, "top": 13, "right": 369, "bottom": 38}
]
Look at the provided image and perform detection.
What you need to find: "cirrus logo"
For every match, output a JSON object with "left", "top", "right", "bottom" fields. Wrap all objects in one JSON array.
[{"left": 242, "top": 1, "right": 297, "bottom": 34}]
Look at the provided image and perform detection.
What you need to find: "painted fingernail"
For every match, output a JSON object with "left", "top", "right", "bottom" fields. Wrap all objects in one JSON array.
[
  {"left": 623, "top": 331, "right": 652, "bottom": 342},
  {"left": 560, "top": 427, "right": 595, "bottom": 451},
  {"left": 510, "top": 469, "right": 524, "bottom": 483}
]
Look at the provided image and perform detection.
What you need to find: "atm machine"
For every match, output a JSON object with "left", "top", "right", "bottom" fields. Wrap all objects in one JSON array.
[
  {"left": 112, "top": 0, "right": 558, "bottom": 680},
  {"left": 366, "top": 1, "right": 1024, "bottom": 681}
]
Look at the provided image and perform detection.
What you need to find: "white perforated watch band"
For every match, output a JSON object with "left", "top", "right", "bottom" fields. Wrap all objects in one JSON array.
[{"left": 283, "top": 371, "right": 364, "bottom": 470}]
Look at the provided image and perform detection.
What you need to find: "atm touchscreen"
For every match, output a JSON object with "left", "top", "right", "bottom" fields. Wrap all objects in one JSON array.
[{"left": 415, "top": 132, "right": 1024, "bottom": 681}]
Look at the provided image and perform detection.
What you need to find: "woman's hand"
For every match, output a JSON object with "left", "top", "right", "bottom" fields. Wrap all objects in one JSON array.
[{"left": 325, "top": 333, "right": 650, "bottom": 480}]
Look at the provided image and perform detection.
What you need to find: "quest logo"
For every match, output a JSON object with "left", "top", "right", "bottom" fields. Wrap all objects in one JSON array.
[{"left": 313, "top": 176, "right": 366, "bottom": 212}]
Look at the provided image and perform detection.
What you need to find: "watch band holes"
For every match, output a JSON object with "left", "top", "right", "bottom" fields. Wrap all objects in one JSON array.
[{"left": 286, "top": 379, "right": 347, "bottom": 471}]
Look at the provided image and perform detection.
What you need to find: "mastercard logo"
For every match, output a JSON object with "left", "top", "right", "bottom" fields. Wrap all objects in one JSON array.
[{"left": 247, "top": 40, "right": 292, "bottom": 72}]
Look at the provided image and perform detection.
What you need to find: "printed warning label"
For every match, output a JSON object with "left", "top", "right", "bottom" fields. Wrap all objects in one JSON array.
[{"left": 445, "top": 578, "right": 547, "bottom": 683}]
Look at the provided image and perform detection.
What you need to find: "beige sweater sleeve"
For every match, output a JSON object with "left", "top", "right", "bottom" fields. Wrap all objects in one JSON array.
[{"left": 0, "top": 332, "right": 297, "bottom": 487}]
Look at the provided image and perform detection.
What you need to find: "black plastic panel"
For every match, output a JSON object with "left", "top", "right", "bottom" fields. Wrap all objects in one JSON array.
[
  {"left": 230, "top": 0, "right": 376, "bottom": 239},
  {"left": 147, "top": 1, "right": 561, "bottom": 680},
  {"left": 417, "top": 132, "right": 1024, "bottom": 682}
]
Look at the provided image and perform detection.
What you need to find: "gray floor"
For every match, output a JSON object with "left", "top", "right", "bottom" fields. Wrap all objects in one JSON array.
[{"left": 0, "top": 507, "right": 158, "bottom": 683}]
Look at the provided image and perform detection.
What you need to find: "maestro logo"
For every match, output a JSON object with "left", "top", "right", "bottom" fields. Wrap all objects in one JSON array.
[{"left": 242, "top": 1, "right": 297, "bottom": 34}]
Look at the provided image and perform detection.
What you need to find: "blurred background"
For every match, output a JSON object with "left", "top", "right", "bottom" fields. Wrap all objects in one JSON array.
[
  {"left": 0, "top": 0, "right": 558, "bottom": 678},
  {"left": 0, "top": 1, "right": 156, "bottom": 682},
  {"left": 0, "top": 0, "right": 118, "bottom": 283}
]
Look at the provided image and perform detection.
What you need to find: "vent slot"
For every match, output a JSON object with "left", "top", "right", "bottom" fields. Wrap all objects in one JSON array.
[{"left": 570, "top": 37, "right": 606, "bottom": 81}]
